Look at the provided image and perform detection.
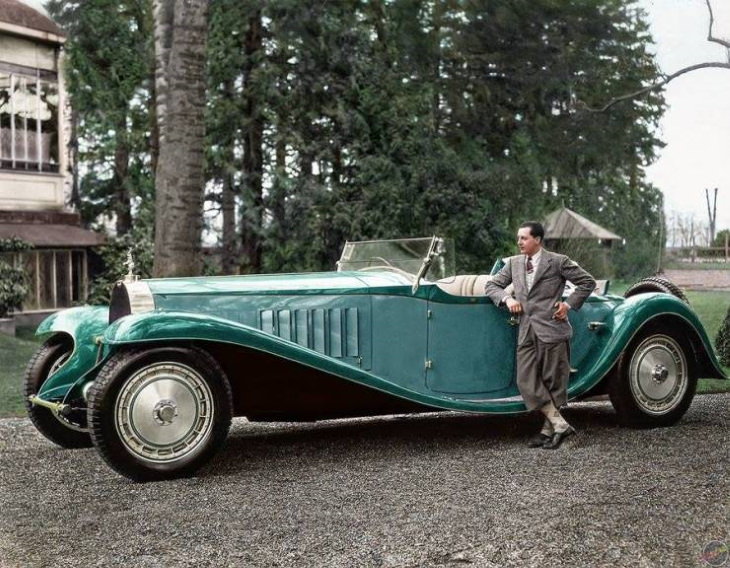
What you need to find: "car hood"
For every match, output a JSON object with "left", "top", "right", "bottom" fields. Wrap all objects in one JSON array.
[{"left": 143, "top": 270, "right": 412, "bottom": 297}]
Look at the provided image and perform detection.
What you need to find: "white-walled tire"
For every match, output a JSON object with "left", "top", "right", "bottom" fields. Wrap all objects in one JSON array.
[{"left": 87, "top": 346, "right": 232, "bottom": 481}]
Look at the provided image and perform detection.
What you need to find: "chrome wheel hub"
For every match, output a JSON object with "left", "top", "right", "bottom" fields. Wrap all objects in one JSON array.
[
  {"left": 153, "top": 399, "right": 178, "bottom": 425},
  {"left": 651, "top": 364, "right": 669, "bottom": 383},
  {"left": 629, "top": 335, "right": 688, "bottom": 415},
  {"left": 115, "top": 362, "right": 214, "bottom": 463}
]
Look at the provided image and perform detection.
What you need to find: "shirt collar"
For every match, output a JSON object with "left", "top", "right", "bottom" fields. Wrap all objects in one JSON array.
[{"left": 527, "top": 249, "right": 543, "bottom": 263}]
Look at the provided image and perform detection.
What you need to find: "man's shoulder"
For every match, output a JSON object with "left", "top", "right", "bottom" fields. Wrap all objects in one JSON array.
[
  {"left": 542, "top": 249, "right": 575, "bottom": 265},
  {"left": 497, "top": 255, "right": 522, "bottom": 272},
  {"left": 542, "top": 249, "right": 566, "bottom": 261}
]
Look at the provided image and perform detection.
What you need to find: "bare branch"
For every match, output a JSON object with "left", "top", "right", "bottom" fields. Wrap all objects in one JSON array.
[
  {"left": 579, "top": 0, "right": 730, "bottom": 113},
  {"left": 579, "top": 62, "right": 730, "bottom": 112},
  {"left": 706, "top": 0, "right": 730, "bottom": 50}
]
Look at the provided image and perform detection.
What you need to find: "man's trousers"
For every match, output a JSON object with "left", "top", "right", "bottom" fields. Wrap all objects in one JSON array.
[{"left": 516, "top": 324, "right": 571, "bottom": 411}]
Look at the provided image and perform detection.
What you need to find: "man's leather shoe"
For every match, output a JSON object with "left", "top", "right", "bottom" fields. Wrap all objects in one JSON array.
[
  {"left": 542, "top": 427, "right": 576, "bottom": 450},
  {"left": 526, "top": 433, "right": 551, "bottom": 448}
]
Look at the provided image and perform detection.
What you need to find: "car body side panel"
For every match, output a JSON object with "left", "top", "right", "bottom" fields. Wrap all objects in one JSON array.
[
  {"left": 369, "top": 295, "right": 428, "bottom": 391},
  {"left": 154, "top": 292, "right": 374, "bottom": 370},
  {"left": 102, "top": 310, "right": 533, "bottom": 413}
]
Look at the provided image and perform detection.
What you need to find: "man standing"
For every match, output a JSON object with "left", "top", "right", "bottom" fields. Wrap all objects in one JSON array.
[{"left": 485, "top": 222, "right": 596, "bottom": 449}]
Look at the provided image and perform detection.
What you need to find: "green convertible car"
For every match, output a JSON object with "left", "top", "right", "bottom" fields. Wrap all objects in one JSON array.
[{"left": 24, "top": 237, "right": 726, "bottom": 481}]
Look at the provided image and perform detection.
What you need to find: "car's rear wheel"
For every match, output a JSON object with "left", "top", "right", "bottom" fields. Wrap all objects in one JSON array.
[
  {"left": 609, "top": 326, "right": 697, "bottom": 428},
  {"left": 24, "top": 335, "right": 92, "bottom": 448},
  {"left": 87, "top": 346, "right": 233, "bottom": 481},
  {"left": 623, "top": 276, "right": 689, "bottom": 304}
]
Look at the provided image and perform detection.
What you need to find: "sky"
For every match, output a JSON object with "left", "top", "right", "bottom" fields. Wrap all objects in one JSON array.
[
  {"left": 24, "top": 0, "right": 730, "bottom": 238},
  {"left": 638, "top": 0, "right": 730, "bottom": 239}
]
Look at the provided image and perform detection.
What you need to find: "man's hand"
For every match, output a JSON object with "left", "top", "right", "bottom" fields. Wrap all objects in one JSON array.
[
  {"left": 505, "top": 297, "right": 523, "bottom": 314},
  {"left": 553, "top": 301, "right": 570, "bottom": 321}
]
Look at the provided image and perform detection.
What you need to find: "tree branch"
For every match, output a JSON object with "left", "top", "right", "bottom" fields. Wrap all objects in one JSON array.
[
  {"left": 579, "top": 0, "right": 730, "bottom": 112},
  {"left": 580, "top": 62, "right": 730, "bottom": 112},
  {"left": 706, "top": 0, "right": 730, "bottom": 50}
]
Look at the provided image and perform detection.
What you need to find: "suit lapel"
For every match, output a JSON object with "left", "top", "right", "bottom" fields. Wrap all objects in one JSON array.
[{"left": 516, "top": 255, "right": 527, "bottom": 291}]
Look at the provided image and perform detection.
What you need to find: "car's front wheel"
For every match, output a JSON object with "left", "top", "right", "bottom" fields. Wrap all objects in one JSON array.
[
  {"left": 87, "top": 346, "right": 233, "bottom": 481},
  {"left": 24, "top": 335, "right": 92, "bottom": 448},
  {"left": 609, "top": 327, "right": 697, "bottom": 428}
]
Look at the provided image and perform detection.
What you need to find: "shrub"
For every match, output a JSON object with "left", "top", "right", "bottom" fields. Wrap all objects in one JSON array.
[
  {"left": 716, "top": 304, "right": 730, "bottom": 368},
  {"left": 0, "top": 237, "right": 32, "bottom": 318}
]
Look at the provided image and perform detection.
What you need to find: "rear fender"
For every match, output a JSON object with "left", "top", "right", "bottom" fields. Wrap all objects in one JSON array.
[{"left": 573, "top": 294, "right": 726, "bottom": 398}]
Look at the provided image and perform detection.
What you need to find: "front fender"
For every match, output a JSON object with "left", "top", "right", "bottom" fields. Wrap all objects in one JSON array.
[
  {"left": 572, "top": 293, "right": 726, "bottom": 398},
  {"left": 35, "top": 306, "right": 110, "bottom": 400}
]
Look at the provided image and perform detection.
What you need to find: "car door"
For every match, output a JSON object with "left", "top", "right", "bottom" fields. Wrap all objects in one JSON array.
[{"left": 425, "top": 290, "right": 518, "bottom": 397}]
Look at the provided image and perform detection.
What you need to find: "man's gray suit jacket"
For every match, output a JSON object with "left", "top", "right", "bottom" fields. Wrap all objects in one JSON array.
[{"left": 484, "top": 249, "right": 596, "bottom": 345}]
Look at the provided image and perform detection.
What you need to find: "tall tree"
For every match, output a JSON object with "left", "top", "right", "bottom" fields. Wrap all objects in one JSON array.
[
  {"left": 47, "top": 0, "right": 153, "bottom": 235},
  {"left": 152, "top": 0, "right": 208, "bottom": 277},
  {"left": 240, "top": 7, "right": 265, "bottom": 273}
]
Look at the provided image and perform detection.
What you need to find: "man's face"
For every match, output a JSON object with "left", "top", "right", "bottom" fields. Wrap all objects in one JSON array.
[{"left": 517, "top": 227, "right": 542, "bottom": 256}]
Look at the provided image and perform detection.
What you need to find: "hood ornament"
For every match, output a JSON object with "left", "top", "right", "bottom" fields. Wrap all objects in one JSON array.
[{"left": 124, "top": 249, "right": 139, "bottom": 282}]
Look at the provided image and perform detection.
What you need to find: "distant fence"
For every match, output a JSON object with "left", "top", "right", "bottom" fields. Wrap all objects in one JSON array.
[{"left": 667, "top": 246, "right": 730, "bottom": 263}]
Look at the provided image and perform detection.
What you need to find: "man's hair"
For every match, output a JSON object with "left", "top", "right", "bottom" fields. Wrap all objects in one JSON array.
[{"left": 519, "top": 221, "right": 545, "bottom": 242}]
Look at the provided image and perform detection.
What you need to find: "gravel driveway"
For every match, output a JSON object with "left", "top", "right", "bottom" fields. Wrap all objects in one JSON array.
[{"left": 1, "top": 394, "right": 728, "bottom": 568}]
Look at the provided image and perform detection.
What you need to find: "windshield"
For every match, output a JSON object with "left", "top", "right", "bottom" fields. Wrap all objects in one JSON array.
[{"left": 337, "top": 236, "right": 455, "bottom": 283}]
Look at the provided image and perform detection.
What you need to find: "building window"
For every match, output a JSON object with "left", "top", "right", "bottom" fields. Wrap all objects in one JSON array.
[
  {"left": 0, "top": 68, "right": 60, "bottom": 173},
  {"left": 2, "top": 249, "right": 87, "bottom": 311}
]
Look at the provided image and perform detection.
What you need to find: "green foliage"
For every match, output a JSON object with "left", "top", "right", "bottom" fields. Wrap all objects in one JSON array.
[
  {"left": 0, "top": 237, "right": 32, "bottom": 254},
  {"left": 716, "top": 305, "right": 730, "bottom": 368},
  {"left": 57, "top": 0, "right": 667, "bottom": 275},
  {"left": 46, "top": 0, "right": 154, "bottom": 235},
  {"left": 712, "top": 229, "right": 730, "bottom": 248},
  {"left": 86, "top": 226, "right": 154, "bottom": 305},
  {"left": 0, "top": 238, "right": 32, "bottom": 318}
]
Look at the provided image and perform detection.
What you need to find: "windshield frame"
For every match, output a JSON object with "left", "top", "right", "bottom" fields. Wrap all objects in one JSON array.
[{"left": 337, "top": 236, "right": 454, "bottom": 292}]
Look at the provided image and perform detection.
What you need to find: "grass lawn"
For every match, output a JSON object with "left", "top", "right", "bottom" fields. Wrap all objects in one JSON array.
[
  {"left": 685, "top": 289, "right": 730, "bottom": 394},
  {"left": 0, "top": 288, "right": 728, "bottom": 418},
  {"left": 0, "top": 328, "right": 41, "bottom": 418}
]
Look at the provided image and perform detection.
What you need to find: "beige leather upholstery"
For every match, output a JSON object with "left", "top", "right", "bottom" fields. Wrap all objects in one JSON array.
[
  {"left": 435, "top": 274, "right": 494, "bottom": 297},
  {"left": 436, "top": 275, "right": 606, "bottom": 298}
]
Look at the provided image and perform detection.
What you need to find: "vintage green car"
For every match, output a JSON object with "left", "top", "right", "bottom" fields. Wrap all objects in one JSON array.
[{"left": 24, "top": 237, "right": 726, "bottom": 481}]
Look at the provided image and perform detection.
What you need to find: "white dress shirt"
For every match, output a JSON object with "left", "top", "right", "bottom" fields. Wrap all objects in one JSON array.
[{"left": 525, "top": 249, "right": 542, "bottom": 290}]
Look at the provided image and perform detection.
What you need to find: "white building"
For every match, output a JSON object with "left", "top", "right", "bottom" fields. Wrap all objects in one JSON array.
[{"left": 0, "top": 0, "right": 104, "bottom": 321}]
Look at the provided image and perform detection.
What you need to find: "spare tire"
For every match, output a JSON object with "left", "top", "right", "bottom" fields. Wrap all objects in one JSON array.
[{"left": 623, "top": 276, "right": 689, "bottom": 304}]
